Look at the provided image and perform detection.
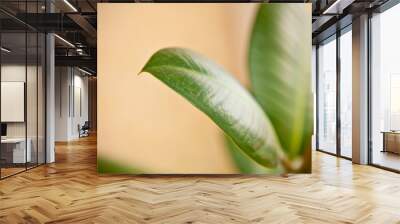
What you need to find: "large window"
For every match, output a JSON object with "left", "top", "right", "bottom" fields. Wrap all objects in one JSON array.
[
  {"left": 317, "top": 36, "right": 337, "bottom": 154},
  {"left": 370, "top": 3, "right": 400, "bottom": 171},
  {"left": 317, "top": 27, "right": 353, "bottom": 159},
  {"left": 339, "top": 28, "right": 352, "bottom": 158}
]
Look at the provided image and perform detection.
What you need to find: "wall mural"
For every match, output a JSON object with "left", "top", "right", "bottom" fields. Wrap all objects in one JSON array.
[{"left": 98, "top": 3, "right": 312, "bottom": 174}]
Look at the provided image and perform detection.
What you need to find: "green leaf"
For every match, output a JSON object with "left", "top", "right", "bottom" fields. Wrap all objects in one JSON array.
[
  {"left": 141, "top": 47, "right": 283, "bottom": 168},
  {"left": 98, "top": 157, "right": 142, "bottom": 174},
  {"left": 225, "top": 135, "right": 282, "bottom": 174},
  {"left": 249, "top": 4, "right": 313, "bottom": 164}
]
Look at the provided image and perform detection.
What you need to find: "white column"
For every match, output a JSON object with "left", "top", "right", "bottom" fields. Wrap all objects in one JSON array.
[{"left": 46, "top": 32, "right": 55, "bottom": 163}]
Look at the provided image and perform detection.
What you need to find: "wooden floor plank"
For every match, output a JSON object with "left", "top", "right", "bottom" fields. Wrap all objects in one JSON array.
[{"left": 0, "top": 135, "right": 400, "bottom": 223}]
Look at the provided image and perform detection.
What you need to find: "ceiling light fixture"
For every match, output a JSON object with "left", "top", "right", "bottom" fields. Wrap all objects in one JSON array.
[
  {"left": 54, "top": 34, "right": 75, "bottom": 48},
  {"left": 78, "top": 67, "right": 93, "bottom": 76},
  {"left": 1, "top": 47, "right": 11, "bottom": 53},
  {"left": 76, "top": 48, "right": 86, "bottom": 56},
  {"left": 63, "top": 0, "right": 78, "bottom": 12}
]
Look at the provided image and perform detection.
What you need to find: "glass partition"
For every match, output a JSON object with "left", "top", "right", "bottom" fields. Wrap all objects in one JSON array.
[
  {"left": 317, "top": 36, "right": 337, "bottom": 154},
  {"left": 0, "top": 31, "right": 28, "bottom": 177},
  {"left": 0, "top": 2, "right": 46, "bottom": 179}
]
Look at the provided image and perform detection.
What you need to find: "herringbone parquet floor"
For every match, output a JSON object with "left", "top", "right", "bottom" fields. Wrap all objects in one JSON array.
[{"left": 1, "top": 135, "right": 400, "bottom": 224}]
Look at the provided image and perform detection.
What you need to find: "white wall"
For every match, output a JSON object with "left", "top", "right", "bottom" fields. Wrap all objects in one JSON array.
[
  {"left": 1, "top": 65, "right": 28, "bottom": 145},
  {"left": 1, "top": 65, "right": 38, "bottom": 138},
  {"left": 73, "top": 73, "right": 89, "bottom": 137},
  {"left": 55, "top": 67, "right": 71, "bottom": 141},
  {"left": 55, "top": 67, "right": 89, "bottom": 141}
]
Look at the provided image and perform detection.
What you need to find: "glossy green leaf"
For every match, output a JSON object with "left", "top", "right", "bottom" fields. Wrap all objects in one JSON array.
[
  {"left": 141, "top": 48, "right": 284, "bottom": 168},
  {"left": 249, "top": 4, "right": 313, "bottom": 164},
  {"left": 225, "top": 135, "right": 282, "bottom": 174}
]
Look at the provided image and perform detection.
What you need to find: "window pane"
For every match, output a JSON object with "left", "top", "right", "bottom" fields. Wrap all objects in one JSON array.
[
  {"left": 340, "top": 29, "right": 352, "bottom": 158},
  {"left": 371, "top": 3, "right": 400, "bottom": 171},
  {"left": 318, "top": 37, "right": 337, "bottom": 154}
]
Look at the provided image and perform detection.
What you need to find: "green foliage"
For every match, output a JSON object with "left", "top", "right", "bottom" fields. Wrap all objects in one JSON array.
[
  {"left": 225, "top": 136, "right": 282, "bottom": 174},
  {"left": 98, "top": 157, "right": 142, "bottom": 174},
  {"left": 141, "top": 48, "right": 283, "bottom": 169},
  {"left": 249, "top": 4, "right": 312, "bottom": 164},
  {"left": 140, "top": 4, "right": 311, "bottom": 173}
]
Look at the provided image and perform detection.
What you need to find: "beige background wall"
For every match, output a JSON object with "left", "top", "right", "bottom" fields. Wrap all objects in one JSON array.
[{"left": 98, "top": 4, "right": 258, "bottom": 173}]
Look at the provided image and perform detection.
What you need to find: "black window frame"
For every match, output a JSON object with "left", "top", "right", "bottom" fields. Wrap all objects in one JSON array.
[{"left": 315, "top": 24, "right": 353, "bottom": 161}]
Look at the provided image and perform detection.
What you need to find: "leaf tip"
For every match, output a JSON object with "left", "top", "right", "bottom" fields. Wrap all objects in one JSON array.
[{"left": 138, "top": 64, "right": 150, "bottom": 76}]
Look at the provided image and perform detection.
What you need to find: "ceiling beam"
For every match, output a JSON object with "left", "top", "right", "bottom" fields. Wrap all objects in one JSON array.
[
  {"left": 322, "top": 0, "right": 356, "bottom": 14},
  {"left": 12, "top": 13, "right": 83, "bottom": 32},
  {"left": 67, "top": 13, "right": 97, "bottom": 41},
  {"left": 55, "top": 55, "right": 96, "bottom": 71}
]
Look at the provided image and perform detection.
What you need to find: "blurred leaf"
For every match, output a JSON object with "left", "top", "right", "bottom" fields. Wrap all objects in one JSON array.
[
  {"left": 98, "top": 157, "right": 142, "bottom": 174},
  {"left": 141, "top": 48, "right": 283, "bottom": 169},
  {"left": 249, "top": 4, "right": 313, "bottom": 164},
  {"left": 225, "top": 135, "right": 282, "bottom": 174}
]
